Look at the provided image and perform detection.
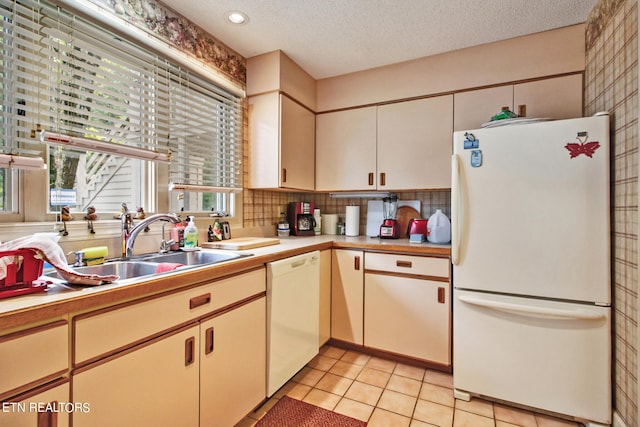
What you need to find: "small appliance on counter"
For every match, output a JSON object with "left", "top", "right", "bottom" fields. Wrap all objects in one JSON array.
[
  {"left": 379, "top": 195, "right": 399, "bottom": 239},
  {"left": 287, "top": 202, "right": 316, "bottom": 236}
]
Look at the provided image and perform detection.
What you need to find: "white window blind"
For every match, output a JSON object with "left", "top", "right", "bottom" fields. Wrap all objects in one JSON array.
[{"left": 0, "top": 0, "right": 243, "bottom": 191}]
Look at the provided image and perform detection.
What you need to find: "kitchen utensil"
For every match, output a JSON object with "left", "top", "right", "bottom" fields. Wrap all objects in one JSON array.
[{"left": 395, "top": 206, "right": 421, "bottom": 239}]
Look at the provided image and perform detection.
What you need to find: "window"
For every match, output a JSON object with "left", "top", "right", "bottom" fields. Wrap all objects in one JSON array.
[{"left": 0, "top": 0, "right": 243, "bottom": 218}]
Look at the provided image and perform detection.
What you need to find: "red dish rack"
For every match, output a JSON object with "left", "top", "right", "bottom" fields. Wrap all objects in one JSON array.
[{"left": 0, "top": 249, "right": 48, "bottom": 299}]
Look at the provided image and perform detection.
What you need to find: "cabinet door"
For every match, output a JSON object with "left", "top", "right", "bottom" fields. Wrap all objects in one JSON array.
[
  {"left": 454, "top": 86, "right": 513, "bottom": 131},
  {"left": 513, "top": 74, "right": 583, "bottom": 120},
  {"left": 280, "top": 95, "right": 315, "bottom": 190},
  {"left": 200, "top": 297, "right": 265, "bottom": 427},
  {"left": 2, "top": 381, "right": 70, "bottom": 427},
  {"left": 365, "top": 274, "right": 450, "bottom": 365},
  {"left": 72, "top": 326, "right": 200, "bottom": 427},
  {"left": 377, "top": 95, "right": 453, "bottom": 189},
  {"left": 319, "top": 249, "right": 332, "bottom": 346},
  {"left": 248, "top": 92, "right": 279, "bottom": 188},
  {"left": 316, "top": 107, "right": 377, "bottom": 191},
  {"left": 330, "top": 249, "right": 364, "bottom": 344}
]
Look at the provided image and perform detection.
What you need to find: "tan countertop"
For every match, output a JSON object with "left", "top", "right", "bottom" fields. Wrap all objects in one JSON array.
[{"left": 0, "top": 235, "right": 450, "bottom": 331}]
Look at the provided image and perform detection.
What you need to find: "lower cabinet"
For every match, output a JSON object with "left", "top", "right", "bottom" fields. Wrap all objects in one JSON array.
[
  {"left": 72, "top": 325, "right": 201, "bottom": 427},
  {"left": 200, "top": 296, "right": 266, "bottom": 427},
  {"left": 364, "top": 253, "right": 451, "bottom": 367},
  {"left": 71, "top": 268, "right": 267, "bottom": 427},
  {"left": 2, "top": 381, "right": 71, "bottom": 427},
  {"left": 330, "top": 249, "right": 364, "bottom": 345},
  {"left": 364, "top": 274, "right": 450, "bottom": 365}
]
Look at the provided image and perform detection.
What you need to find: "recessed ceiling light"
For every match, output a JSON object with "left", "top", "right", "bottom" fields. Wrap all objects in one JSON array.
[{"left": 226, "top": 11, "right": 248, "bottom": 25}]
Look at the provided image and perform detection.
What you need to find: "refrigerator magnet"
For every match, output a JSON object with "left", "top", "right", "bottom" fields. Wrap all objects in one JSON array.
[{"left": 470, "top": 149, "right": 483, "bottom": 167}]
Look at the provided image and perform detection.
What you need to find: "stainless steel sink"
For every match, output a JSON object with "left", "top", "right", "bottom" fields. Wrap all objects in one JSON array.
[
  {"left": 45, "top": 261, "right": 162, "bottom": 281},
  {"left": 139, "top": 250, "right": 250, "bottom": 266}
]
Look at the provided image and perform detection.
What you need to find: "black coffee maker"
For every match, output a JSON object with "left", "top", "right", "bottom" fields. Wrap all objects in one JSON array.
[{"left": 287, "top": 202, "right": 316, "bottom": 236}]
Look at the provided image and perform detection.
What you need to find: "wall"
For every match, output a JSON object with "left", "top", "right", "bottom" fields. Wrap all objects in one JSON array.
[{"left": 585, "top": 0, "right": 639, "bottom": 426}]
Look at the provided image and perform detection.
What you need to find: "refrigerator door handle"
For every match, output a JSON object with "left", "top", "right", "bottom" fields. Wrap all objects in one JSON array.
[
  {"left": 451, "top": 154, "right": 463, "bottom": 265},
  {"left": 458, "top": 295, "right": 606, "bottom": 320}
]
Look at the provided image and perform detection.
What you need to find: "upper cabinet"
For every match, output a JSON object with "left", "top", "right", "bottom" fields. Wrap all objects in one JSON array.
[
  {"left": 454, "top": 74, "right": 583, "bottom": 131},
  {"left": 316, "top": 95, "right": 453, "bottom": 191},
  {"left": 377, "top": 95, "right": 453, "bottom": 190},
  {"left": 248, "top": 93, "right": 315, "bottom": 190},
  {"left": 316, "top": 107, "right": 377, "bottom": 191},
  {"left": 247, "top": 50, "right": 317, "bottom": 191}
]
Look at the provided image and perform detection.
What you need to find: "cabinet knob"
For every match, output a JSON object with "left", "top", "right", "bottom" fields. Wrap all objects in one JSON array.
[
  {"left": 518, "top": 104, "right": 527, "bottom": 117},
  {"left": 396, "top": 260, "right": 412, "bottom": 268},
  {"left": 379, "top": 172, "right": 386, "bottom": 186},
  {"left": 368, "top": 173, "right": 374, "bottom": 186},
  {"left": 282, "top": 168, "right": 287, "bottom": 183},
  {"left": 190, "top": 293, "right": 211, "bottom": 309},
  {"left": 354, "top": 256, "right": 361, "bottom": 271},
  {"left": 438, "top": 287, "right": 446, "bottom": 304}
]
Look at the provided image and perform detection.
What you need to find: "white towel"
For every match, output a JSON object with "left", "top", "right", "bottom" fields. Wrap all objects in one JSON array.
[{"left": 0, "top": 234, "right": 119, "bottom": 286}]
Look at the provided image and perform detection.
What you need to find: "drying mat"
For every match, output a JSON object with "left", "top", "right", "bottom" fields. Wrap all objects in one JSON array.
[{"left": 255, "top": 396, "right": 367, "bottom": 427}]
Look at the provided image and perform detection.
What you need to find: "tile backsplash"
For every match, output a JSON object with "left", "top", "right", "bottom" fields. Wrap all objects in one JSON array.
[{"left": 243, "top": 189, "right": 451, "bottom": 235}]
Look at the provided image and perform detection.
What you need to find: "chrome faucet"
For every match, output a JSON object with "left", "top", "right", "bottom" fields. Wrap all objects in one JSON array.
[{"left": 122, "top": 212, "right": 181, "bottom": 258}]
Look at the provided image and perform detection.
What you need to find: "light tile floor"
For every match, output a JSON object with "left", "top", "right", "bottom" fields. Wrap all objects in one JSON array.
[{"left": 237, "top": 345, "right": 584, "bottom": 427}]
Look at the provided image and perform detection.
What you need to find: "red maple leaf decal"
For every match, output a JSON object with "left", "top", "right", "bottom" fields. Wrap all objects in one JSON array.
[{"left": 565, "top": 141, "right": 600, "bottom": 158}]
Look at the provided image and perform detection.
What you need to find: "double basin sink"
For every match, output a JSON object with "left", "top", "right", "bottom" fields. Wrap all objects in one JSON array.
[{"left": 45, "top": 250, "right": 251, "bottom": 283}]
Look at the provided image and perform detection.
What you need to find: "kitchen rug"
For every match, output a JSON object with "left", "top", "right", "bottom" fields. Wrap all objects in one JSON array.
[{"left": 255, "top": 396, "right": 367, "bottom": 427}]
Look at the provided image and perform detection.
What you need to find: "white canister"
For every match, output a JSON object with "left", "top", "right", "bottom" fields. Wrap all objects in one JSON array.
[
  {"left": 345, "top": 206, "right": 360, "bottom": 236},
  {"left": 322, "top": 214, "right": 338, "bottom": 235}
]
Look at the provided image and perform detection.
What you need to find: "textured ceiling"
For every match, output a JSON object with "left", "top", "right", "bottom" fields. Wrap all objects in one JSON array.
[{"left": 167, "top": 0, "right": 598, "bottom": 80}]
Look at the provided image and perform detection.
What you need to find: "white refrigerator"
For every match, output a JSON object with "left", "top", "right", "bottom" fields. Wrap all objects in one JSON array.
[{"left": 451, "top": 114, "right": 612, "bottom": 427}]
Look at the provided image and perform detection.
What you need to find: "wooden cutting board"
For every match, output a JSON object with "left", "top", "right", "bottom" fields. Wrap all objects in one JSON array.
[
  {"left": 396, "top": 206, "right": 421, "bottom": 238},
  {"left": 201, "top": 237, "right": 280, "bottom": 250}
]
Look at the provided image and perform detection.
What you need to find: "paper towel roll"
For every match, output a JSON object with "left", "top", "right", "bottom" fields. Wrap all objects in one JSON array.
[
  {"left": 322, "top": 214, "right": 338, "bottom": 235},
  {"left": 345, "top": 206, "right": 360, "bottom": 236}
]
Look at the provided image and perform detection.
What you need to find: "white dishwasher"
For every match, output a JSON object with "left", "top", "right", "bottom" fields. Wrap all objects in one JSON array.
[{"left": 266, "top": 251, "right": 320, "bottom": 396}]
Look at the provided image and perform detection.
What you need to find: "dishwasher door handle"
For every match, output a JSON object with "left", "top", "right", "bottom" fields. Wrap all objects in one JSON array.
[{"left": 290, "top": 259, "right": 307, "bottom": 269}]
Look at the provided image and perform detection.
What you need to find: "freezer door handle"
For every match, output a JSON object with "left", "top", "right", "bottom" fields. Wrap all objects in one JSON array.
[
  {"left": 458, "top": 295, "right": 606, "bottom": 320},
  {"left": 451, "top": 154, "right": 463, "bottom": 265}
]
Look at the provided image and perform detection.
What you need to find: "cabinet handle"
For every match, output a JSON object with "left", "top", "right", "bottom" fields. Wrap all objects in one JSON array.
[
  {"left": 518, "top": 104, "right": 526, "bottom": 117},
  {"left": 282, "top": 167, "right": 287, "bottom": 183},
  {"left": 438, "top": 287, "right": 446, "bottom": 304},
  {"left": 205, "top": 327, "right": 215, "bottom": 355},
  {"left": 185, "top": 337, "right": 195, "bottom": 366},
  {"left": 396, "top": 260, "right": 412, "bottom": 268},
  {"left": 37, "top": 403, "right": 58, "bottom": 427},
  {"left": 368, "top": 173, "right": 374, "bottom": 186},
  {"left": 379, "top": 172, "right": 386, "bottom": 186},
  {"left": 501, "top": 105, "right": 509, "bottom": 111},
  {"left": 354, "top": 256, "right": 360, "bottom": 271},
  {"left": 190, "top": 293, "right": 211, "bottom": 309}
]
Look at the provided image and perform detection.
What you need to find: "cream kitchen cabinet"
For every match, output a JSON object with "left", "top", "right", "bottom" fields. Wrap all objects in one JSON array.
[
  {"left": 248, "top": 92, "right": 315, "bottom": 191},
  {"left": 2, "top": 380, "right": 70, "bottom": 427},
  {"left": 0, "top": 320, "right": 69, "bottom": 427},
  {"left": 199, "top": 296, "right": 265, "bottom": 427},
  {"left": 319, "top": 249, "right": 331, "bottom": 346},
  {"left": 0, "top": 320, "right": 68, "bottom": 400},
  {"left": 72, "top": 325, "right": 201, "bottom": 427},
  {"left": 377, "top": 95, "right": 453, "bottom": 189},
  {"left": 316, "top": 95, "right": 453, "bottom": 191},
  {"left": 72, "top": 268, "right": 266, "bottom": 427},
  {"left": 316, "top": 107, "right": 377, "bottom": 191},
  {"left": 330, "top": 249, "right": 364, "bottom": 344},
  {"left": 454, "top": 74, "right": 583, "bottom": 131},
  {"left": 364, "top": 253, "right": 451, "bottom": 367}
]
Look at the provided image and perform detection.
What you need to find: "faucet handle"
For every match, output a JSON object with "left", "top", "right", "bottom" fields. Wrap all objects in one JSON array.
[{"left": 160, "top": 239, "right": 175, "bottom": 253}]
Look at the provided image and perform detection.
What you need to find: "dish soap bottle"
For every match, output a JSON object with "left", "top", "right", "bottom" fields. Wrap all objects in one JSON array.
[{"left": 183, "top": 216, "right": 199, "bottom": 249}]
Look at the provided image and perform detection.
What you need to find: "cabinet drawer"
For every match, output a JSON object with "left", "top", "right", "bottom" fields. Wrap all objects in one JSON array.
[
  {"left": 74, "top": 267, "right": 266, "bottom": 365},
  {"left": 0, "top": 321, "right": 68, "bottom": 398},
  {"left": 365, "top": 253, "right": 449, "bottom": 278}
]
